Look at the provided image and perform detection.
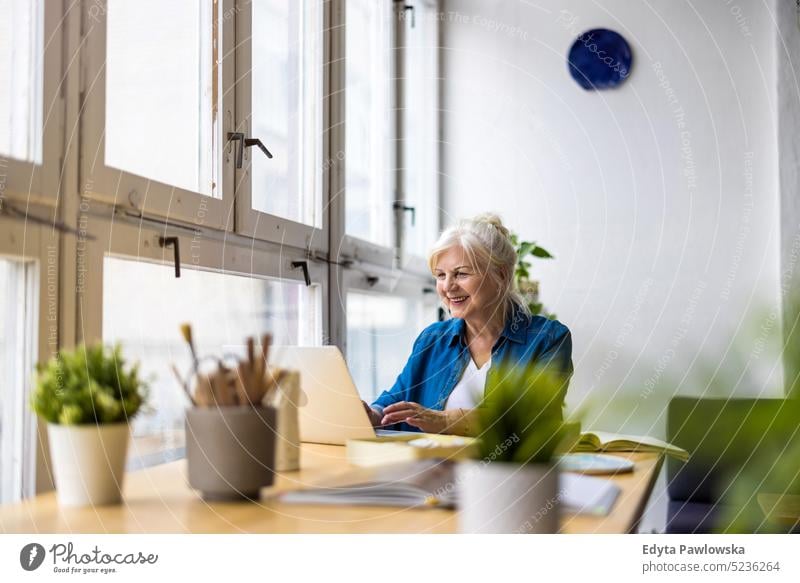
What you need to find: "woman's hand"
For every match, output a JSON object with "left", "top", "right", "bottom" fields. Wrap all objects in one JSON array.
[
  {"left": 380, "top": 401, "right": 448, "bottom": 433},
  {"left": 361, "top": 401, "right": 383, "bottom": 427}
]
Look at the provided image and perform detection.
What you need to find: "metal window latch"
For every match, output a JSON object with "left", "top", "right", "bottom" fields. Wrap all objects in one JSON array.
[
  {"left": 366, "top": 276, "right": 379, "bottom": 287},
  {"left": 227, "top": 132, "right": 273, "bottom": 169},
  {"left": 159, "top": 236, "right": 181, "bottom": 278},
  {"left": 393, "top": 202, "right": 416, "bottom": 227},
  {"left": 394, "top": 0, "right": 415, "bottom": 27},
  {"left": 291, "top": 261, "right": 311, "bottom": 286}
]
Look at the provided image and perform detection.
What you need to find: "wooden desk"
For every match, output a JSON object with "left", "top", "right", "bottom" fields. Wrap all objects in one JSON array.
[{"left": 0, "top": 444, "right": 663, "bottom": 534}]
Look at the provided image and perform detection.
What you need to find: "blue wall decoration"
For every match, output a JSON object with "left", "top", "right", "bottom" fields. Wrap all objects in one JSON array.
[{"left": 568, "top": 29, "right": 633, "bottom": 90}]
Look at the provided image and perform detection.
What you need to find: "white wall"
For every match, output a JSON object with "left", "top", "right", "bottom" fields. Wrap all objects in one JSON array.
[{"left": 441, "top": 0, "right": 783, "bottom": 434}]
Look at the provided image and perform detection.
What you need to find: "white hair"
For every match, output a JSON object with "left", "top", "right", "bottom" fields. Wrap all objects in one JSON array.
[{"left": 428, "top": 213, "right": 530, "bottom": 318}]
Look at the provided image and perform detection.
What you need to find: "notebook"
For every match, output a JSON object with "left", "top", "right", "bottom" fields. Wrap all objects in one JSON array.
[
  {"left": 346, "top": 434, "right": 479, "bottom": 467},
  {"left": 573, "top": 431, "right": 689, "bottom": 461},
  {"left": 280, "top": 459, "right": 621, "bottom": 515}
]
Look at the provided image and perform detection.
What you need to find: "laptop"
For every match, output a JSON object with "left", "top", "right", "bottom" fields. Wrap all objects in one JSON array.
[{"left": 269, "top": 346, "right": 416, "bottom": 445}]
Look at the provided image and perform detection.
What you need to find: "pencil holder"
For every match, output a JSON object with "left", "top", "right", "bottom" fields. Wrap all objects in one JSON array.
[{"left": 185, "top": 405, "right": 277, "bottom": 501}]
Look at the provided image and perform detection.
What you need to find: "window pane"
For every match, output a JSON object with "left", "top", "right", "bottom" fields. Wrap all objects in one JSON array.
[
  {"left": 106, "top": 0, "right": 218, "bottom": 196},
  {"left": 345, "top": 0, "right": 394, "bottom": 246},
  {"left": 402, "top": 0, "right": 439, "bottom": 257},
  {"left": 103, "top": 257, "right": 320, "bottom": 469},
  {"left": 0, "top": 0, "right": 43, "bottom": 164},
  {"left": 346, "top": 291, "right": 435, "bottom": 401},
  {"left": 250, "top": 0, "right": 322, "bottom": 225},
  {"left": 0, "top": 258, "right": 36, "bottom": 504}
]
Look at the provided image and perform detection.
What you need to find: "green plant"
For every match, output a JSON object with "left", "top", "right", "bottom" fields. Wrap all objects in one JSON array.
[
  {"left": 509, "top": 232, "right": 556, "bottom": 318},
  {"left": 31, "top": 344, "right": 147, "bottom": 425},
  {"left": 475, "top": 365, "right": 568, "bottom": 464}
]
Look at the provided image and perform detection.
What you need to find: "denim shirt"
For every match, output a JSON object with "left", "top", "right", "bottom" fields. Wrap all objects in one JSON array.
[{"left": 371, "top": 308, "right": 573, "bottom": 432}]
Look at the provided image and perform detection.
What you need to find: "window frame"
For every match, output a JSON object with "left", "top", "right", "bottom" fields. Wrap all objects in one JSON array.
[
  {"left": 396, "top": 0, "right": 441, "bottom": 275},
  {"left": 334, "top": 0, "right": 398, "bottom": 268},
  {"left": 1, "top": 0, "right": 64, "bottom": 208},
  {"left": 0, "top": 214, "right": 59, "bottom": 503},
  {"left": 79, "top": 0, "right": 237, "bottom": 231},
  {"left": 232, "top": 0, "right": 330, "bottom": 254},
  {"left": 77, "top": 214, "right": 328, "bottom": 349}
]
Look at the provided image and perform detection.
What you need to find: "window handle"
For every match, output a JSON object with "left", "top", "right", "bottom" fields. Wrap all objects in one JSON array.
[
  {"left": 159, "top": 236, "right": 181, "bottom": 278},
  {"left": 393, "top": 202, "right": 416, "bottom": 227},
  {"left": 244, "top": 137, "right": 273, "bottom": 160},
  {"left": 291, "top": 261, "right": 311, "bottom": 286},
  {"left": 227, "top": 132, "right": 273, "bottom": 169},
  {"left": 394, "top": 1, "right": 415, "bottom": 27}
]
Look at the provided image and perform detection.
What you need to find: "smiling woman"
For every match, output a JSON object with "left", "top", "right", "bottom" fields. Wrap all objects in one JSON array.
[{"left": 361, "top": 214, "right": 573, "bottom": 436}]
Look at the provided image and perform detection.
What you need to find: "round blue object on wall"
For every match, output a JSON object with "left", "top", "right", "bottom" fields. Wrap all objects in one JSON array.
[{"left": 568, "top": 29, "right": 633, "bottom": 90}]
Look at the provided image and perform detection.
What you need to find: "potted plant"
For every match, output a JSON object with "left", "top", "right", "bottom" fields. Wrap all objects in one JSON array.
[
  {"left": 31, "top": 344, "right": 147, "bottom": 507},
  {"left": 509, "top": 232, "right": 556, "bottom": 319},
  {"left": 456, "top": 364, "right": 568, "bottom": 533}
]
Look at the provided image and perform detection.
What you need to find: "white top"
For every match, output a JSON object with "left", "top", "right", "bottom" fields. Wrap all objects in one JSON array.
[{"left": 445, "top": 357, "right": 491, "bottom": 410}]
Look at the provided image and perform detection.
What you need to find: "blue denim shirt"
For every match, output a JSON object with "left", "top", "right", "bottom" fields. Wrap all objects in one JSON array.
[{"left": 371, "top": 308, "right": 573, "bottom": 432}]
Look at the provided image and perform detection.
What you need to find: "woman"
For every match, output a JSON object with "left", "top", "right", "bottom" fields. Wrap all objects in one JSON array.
[{"left": 361, "top": 213, "right": 573, "bottom": 436}]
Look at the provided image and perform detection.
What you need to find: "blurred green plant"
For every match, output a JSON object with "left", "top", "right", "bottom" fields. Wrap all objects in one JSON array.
[
  {"left": 716, "top": 398, "right": 800, "bottom": 533},
  {"left": 31, "top": 344, "right": 147, "bottom": 425},
  {"left": 509, "top": 232, "right": 556, "bottom": 319},
  {"left": 474, "top": 364, "right": 569, "bottom": 464}
]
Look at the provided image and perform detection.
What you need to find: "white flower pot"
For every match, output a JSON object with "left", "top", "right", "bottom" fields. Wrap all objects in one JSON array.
[
  {"left": 456, "top": 460, "right": 560, "bottom": 533},
  {"left": 47, "top": 422, "right": 130, "bottom": 507}
]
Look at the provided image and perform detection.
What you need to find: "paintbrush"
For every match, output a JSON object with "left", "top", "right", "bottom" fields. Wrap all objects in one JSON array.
[{"left": 179, "top": 323, "right": 200, "bottom": 375}]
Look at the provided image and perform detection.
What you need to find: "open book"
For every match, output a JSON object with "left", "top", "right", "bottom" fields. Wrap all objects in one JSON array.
[
  {"left": 573, "top": 431, "right": 689, "bottom": 461},
  {"left": 280, "top": 459, "right": 621, "bottom": 516}
]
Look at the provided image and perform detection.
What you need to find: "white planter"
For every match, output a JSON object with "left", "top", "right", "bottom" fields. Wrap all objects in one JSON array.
[
  {"left": 47, "top": 422, "right": 130, "bottom": 507},
  {"left": 456, "top": 460, "right": 560, "bottom": 533}
]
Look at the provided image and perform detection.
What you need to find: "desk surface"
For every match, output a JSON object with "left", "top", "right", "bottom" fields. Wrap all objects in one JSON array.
[{"left": 0, "top": 444, "right": 663, "bottom": 534}]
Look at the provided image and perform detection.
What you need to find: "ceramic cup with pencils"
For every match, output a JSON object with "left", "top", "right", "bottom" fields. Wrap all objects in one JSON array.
[{"left": 175, "top": 326, "right": 278, "bottom": 501}]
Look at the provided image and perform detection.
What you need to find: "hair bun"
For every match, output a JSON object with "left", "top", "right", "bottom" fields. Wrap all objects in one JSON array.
[{"left": 473, "top": 213, "right": 510, "bottom": 239}]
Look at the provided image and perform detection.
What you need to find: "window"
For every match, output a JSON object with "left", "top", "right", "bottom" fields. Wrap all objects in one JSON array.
[
  {"left": 344, "top": 0, "right": 395, "bottom": 247},
  {"left": 105, "top": 0, "right": 218, "bottom": 196},
  {"left": 0, "top": 0, "right": 43, "bottom": 164},
  {"left": 346, "top": 289, "right": 437, "bottom": 401},
  {"left": 0, "top": 0, "right": 61, "bottom": 207},
  {"left": 248, "top": 0, "right": 322, "bottom": 226},
  {"left": 400, "top": 0, "right": 440, "bottom": 260},
  {"left": 102, "top": 256, "right": 320, "bottom": 468},
  {"left": 0, "top": 258, "right": 37, "bottom": 504},
  {"left": 81, "top": 0, "right": 232, "bottom": 228}
]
